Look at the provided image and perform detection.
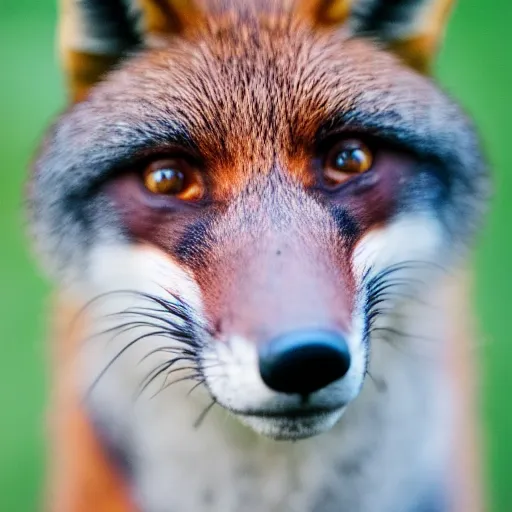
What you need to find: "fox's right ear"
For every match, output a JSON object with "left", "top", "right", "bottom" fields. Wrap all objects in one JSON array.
[
  {"left": 60, "top": 0, "right": 202, "bottom": 102},
  {"left": 298, "top": 0, "right": 455, "bottom": 73}
]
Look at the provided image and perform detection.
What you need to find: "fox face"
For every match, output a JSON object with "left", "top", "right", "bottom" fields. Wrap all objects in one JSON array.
[{"left": 29, "top": 1, "right": 488, "bottom": 503}]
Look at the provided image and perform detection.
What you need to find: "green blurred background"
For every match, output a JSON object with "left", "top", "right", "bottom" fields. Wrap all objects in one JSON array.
[{"left": 0, "top": 0, "right": 510, "bottom": 510}]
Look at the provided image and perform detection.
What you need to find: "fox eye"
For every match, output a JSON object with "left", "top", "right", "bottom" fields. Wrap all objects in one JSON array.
[
  {"left": 323, "top": 139, "right": 373, "bottom": 186},
  {"left": 142, "top": 159, "right": 204, "bottom": 200}
]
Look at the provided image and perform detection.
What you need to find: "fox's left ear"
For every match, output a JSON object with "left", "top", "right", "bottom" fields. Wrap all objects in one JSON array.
[
  {"left": 299, "top": 0, "right": 455, "bottom": 73},
  {"left": 60, "top": 0, "right": 202, "bottom": 102}
]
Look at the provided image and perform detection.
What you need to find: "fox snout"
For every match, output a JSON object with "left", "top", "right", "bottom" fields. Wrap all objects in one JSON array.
[{"left": 122, "top": 173, "right": 367, "bottom": 434}]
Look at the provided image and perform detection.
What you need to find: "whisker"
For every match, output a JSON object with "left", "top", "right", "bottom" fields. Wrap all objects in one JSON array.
[
  {"left": 194, "top": 400, "right": 217, "bottom": 429},
  {"left": 362, "top": 260, "right": 446, "bottom": 352},
  {"left": 134, "top": 291, "right": 212, "bottom": 334},
  {"left": 152, "top": 374, "right": 204, "bottom": 399},
  {"left": 141, "top": 360, "right": 221, "bottom": 399},
  {"left": 124, "top": 304, "right": 215, "bottom": 337},
  {"left": 138, "top": 358, "right": 194, "bottom": 397},
  {"left": 160, "top": 365, "right": 200, "bottom": 389},
  {"left": 87, "top": 330, "right": 173, "bottom": 396},
  {"left": 187, "top": 379, "right": 206, "bottom": 397},
  {"left": 87, "top": 320, "right": 185, "bottom": 345},
  {"left": 370, "top": 326, "right": 434, "bottom": 343},
  {"left": 139, "top": 347, "right": 197, "bottom": 363},
  {"left": 74, "top": 287, "right": 209, "bottom": 334},
  {"left": 365, "top": 370, "right": 387, "bottom": 393},
  {"left": 107, "top": 309, "right": 199, "bottom": 345}
]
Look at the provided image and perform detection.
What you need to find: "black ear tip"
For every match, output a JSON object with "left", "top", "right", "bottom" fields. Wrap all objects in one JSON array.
[
  {"left": 75, "top": 0, "right": 141, "bottom": 43},
  {"left": 61, "top": 0, "right": 144, "bottom": 101}
]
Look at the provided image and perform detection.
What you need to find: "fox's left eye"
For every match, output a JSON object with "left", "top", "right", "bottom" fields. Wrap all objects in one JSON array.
[
  {"left": 322, "top": 139, "right": 373, "bottom": 186},
  {"left": 142, "top": 159, "right": 204, "bottom": 200}
]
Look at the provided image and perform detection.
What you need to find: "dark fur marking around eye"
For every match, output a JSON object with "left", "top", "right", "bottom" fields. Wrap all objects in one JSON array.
[
  {"left": 330, "top": 206, "right": 360, "bottom": 242},
  {"left": 174, "top": 214, "right": 216, "bottom": 265}
]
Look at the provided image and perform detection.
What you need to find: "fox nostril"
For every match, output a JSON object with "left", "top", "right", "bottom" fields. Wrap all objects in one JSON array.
[{"left": 258, "top": 329, "right": 351, "bottom": 395}]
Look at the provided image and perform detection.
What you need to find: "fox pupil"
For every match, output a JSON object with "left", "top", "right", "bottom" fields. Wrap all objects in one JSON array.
[{"left": 146, "top": 168, "right": 185, "bottom": 194}]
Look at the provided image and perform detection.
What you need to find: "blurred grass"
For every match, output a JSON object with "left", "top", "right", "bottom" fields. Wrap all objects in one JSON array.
[
  {"left": 0, "top": 8, "right": 60, "bottom": 511},
  {"left": 436, "top": 2, "right": 512, "bottom": 511},
  {"left": 0, "top": 1, "right": 510, "bottom": 511}
]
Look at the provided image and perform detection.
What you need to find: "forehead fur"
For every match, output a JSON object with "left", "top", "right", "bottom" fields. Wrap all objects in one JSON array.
[
  {"left": 29, "top": 9, "right": 488, "bottom": 279},
  {"left": 61, "top": 16, "right": 476, "bottom": 191},
  {"left": 91, "top": 21, "right": 430, "bottom": 155}
]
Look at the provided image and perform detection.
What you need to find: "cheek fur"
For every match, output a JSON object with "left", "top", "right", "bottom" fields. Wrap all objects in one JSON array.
[
  {"left": 352, "top": 214, "right": 444, "bottom": 282},
  {"left": 104, "top": 156, "right": 438, "bottom": 357}
]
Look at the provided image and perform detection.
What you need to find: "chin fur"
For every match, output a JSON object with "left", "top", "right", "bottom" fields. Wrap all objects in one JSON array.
[{"left": 235, "top": 409, "right": 345, "bottom": 441}]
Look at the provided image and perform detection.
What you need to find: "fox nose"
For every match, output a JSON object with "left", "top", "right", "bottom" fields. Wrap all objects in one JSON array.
[{"left": 258, "top": 329, "right": 351, "bottom": 395}]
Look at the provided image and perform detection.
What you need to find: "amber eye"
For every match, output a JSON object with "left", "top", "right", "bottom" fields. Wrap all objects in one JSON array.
[
  {"left": 142, "top": 159, "right": 203, "bottom": 200},
  {"left": 323, "top": 139, "right": 373, "bottom": 186}
]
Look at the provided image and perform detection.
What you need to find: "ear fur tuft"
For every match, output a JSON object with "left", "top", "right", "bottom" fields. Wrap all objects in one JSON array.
[
  {"left": 298, "top": 0, "right": 455, "bottom": 72},
  {"left": 59, "top": 0, "right": 201, "bottom": 102}
]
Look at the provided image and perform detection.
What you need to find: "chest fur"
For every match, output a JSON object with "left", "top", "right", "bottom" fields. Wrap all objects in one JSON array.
[{"left": 117, "top": 342, "right": 451, "bottom": 512}]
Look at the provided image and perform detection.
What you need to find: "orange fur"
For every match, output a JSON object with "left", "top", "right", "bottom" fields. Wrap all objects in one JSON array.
[
  {"left": 45, "top": 298, "right": 137, "bottom": 512},
  {"left": 446, "top": 274, "right": 486, "bottom": 512},
  {"left": 64, "top": 51, "right": 120, "bottom": 103},
  {"left": 390, "top": 0, "right": 455, "bottom": 73}
]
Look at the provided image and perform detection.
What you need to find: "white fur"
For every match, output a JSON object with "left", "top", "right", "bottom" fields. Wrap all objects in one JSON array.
[
  {"left": 203, "top": 327, "right": 366, "bottom": 435},
  {"left": 353, "top": 213, "right": 444, "bottom": 280},
  {"left": 68, "top": 212, "right": 455, "bottom": 511}
]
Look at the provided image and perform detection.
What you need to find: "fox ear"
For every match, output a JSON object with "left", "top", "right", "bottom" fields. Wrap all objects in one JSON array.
[
  {"left": 350, "top": 0, "right": 455, "bottom": 72},
  {"left": 60, "top": 0, "right": 201, "bottom": 102},
  {"left": 299, "top": 0, "right": 455, "bottom": 73}
]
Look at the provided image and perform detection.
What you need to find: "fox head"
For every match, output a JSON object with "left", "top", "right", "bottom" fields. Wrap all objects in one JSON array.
[{"left": 29, "top": 0, "right": 488, "bottom": 444}]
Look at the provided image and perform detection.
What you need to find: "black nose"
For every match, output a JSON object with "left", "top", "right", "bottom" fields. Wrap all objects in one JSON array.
[{"left": 258, "top": 329, "right": 351, "bottom": 395}]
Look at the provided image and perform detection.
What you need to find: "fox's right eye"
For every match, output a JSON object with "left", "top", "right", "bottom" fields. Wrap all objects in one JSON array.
[{"left": 142, "top": 159, "right": 204, "bottom": 201}]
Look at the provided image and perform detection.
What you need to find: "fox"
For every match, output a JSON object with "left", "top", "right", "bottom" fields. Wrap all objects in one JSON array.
[{"left": 27, "top": 0, "right": 490, "bottom": 511}]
